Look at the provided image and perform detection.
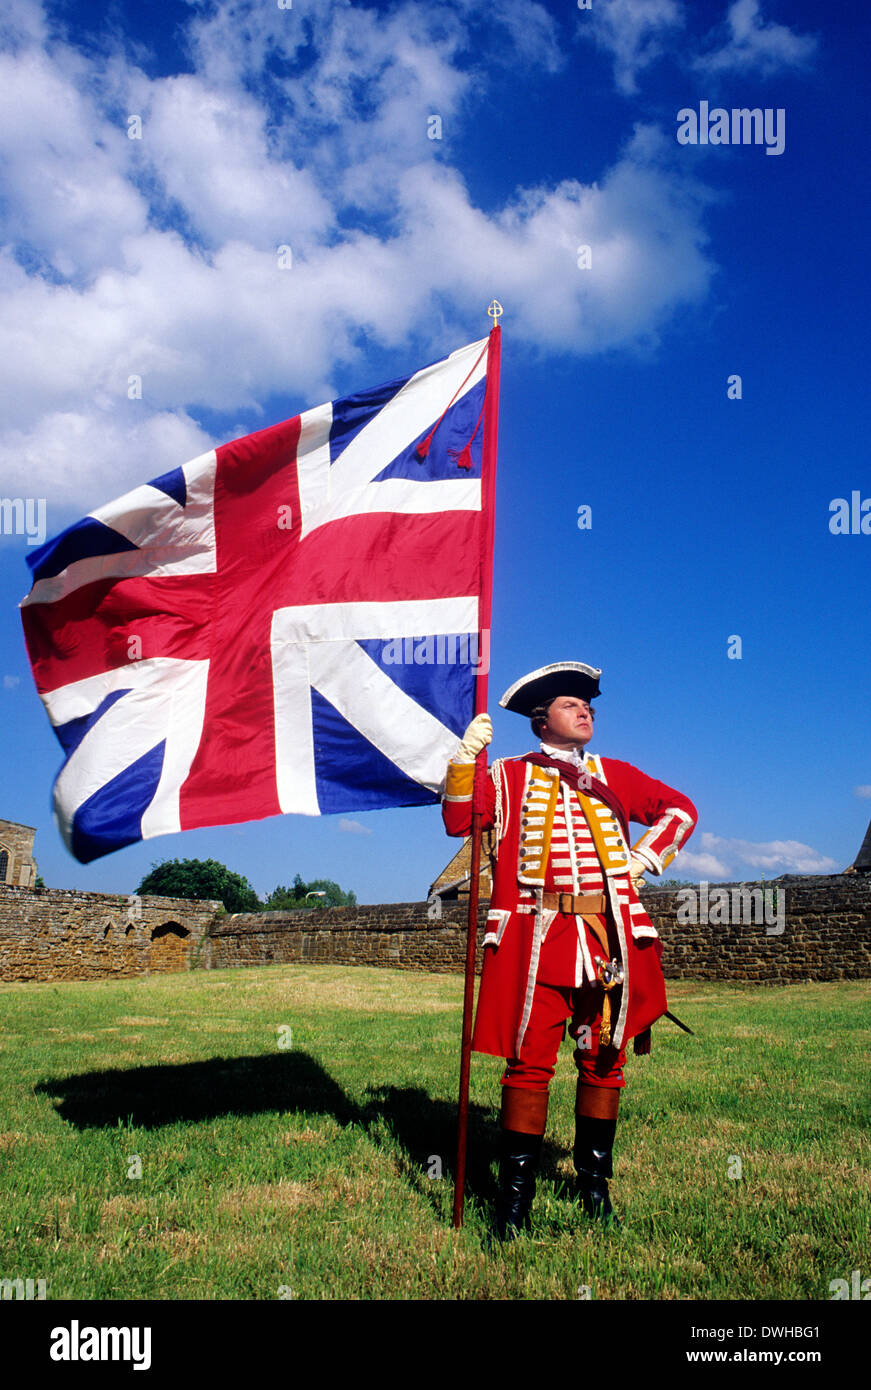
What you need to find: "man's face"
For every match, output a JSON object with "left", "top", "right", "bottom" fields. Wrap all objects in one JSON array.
[{"left": 540, "top": 695, "right": 594, "bottom": 749}]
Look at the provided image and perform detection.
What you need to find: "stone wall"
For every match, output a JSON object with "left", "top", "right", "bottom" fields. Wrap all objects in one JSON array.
[
  {"left": 0, "top": 875, "right": 868, "bottom": 985},
  {"left": 645, "top": 876, "right": 871, "bottom": 983},
  {"left": 0, "top": 884, "right": 220, "bottom": 983},
  {"left": 205, "top": 875, "right": 871, "bottom": 984},
  {"left": 204, "top": 902, "right": 481, "bottom": 973}
]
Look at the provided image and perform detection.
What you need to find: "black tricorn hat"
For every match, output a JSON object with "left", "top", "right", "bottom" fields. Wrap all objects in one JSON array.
[{"left": 499, "top": 662, "right": 602, "bottom": 717}]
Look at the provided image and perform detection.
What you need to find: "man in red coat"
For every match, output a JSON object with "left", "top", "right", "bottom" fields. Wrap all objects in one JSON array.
[{"left": 442, "top": 661, "right": 697, "bottom": 1237}]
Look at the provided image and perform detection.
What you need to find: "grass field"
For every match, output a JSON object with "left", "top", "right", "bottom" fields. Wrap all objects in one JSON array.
[{"left": 1, "top": 965, "right": 868, "bottom": 1300}]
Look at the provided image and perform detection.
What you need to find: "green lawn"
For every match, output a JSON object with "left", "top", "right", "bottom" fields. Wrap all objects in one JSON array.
[{"left": 1, "top": 966, "right": 868, "bottom": 1300}]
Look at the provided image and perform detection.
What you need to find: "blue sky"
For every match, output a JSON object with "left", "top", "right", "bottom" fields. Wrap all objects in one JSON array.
[{"left": 1, "top": 0, "right": 868, "bottom": 901}]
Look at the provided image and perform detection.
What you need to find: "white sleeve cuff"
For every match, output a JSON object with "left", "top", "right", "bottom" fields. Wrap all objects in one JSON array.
[{"left": 632, "top": 846, "right": 661, "bottom": 875}]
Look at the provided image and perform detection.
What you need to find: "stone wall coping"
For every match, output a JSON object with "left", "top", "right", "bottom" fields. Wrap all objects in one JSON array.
[
  {"left": 212, "top": 902, "right": 472, "bottom": 936},
  {"left": 0, "top": 883, "right": 223, "bottom": 912},
  {"left": 643, "top": 874, "right": 869, "bottom": 891},
  {"left": 208, "top": 875, "right": 871, "bottom": 937},
  {"left": 2, "top": 872, "right": 865, "bottom": 916}
]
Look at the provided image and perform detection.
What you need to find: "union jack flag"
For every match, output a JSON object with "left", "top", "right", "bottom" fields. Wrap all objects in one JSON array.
[{"left": 21, "top": 333, "right": 500, "bottom": 862}]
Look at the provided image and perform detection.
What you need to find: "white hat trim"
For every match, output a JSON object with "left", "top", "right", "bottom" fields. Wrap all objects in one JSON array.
[{"left": 498, "top": 661, "right": 602, "bottom": 710}]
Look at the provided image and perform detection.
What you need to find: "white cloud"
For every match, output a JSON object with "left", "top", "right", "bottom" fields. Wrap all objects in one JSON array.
[
  {"left": 0, "top": 405, "right": 215, "bottom": 512},
  {"left": 0, "top": 0, "right": 48, "bottom": 52},
  {"left": 186, "top": 0, "right": 474, "bottom": 194},
  {"left": 699, "top": 832, "right": 838, "bottom": 876},
  {"left": 854, "top": 786, "right": 871, "bottom": 800},
  {"left": 0, "top": 46, "right": 147, "bottom": 277},
  {"left": 485, "top": 0, "right": 564, "bottom": 76},
  {"left": 3, "top": 675, "right": 21, "bottom": 689},
  {"left": 675, "top": 850, "right": 731, "bottom": 878},
  {"left": 391, "top": 130, "right": 712, "bottom": 352},
  {"left": 338, "top": 818, "right": 374, "bottom": 836},
  {"left": 580, "top": 0, "right": 684, "bottom": 95},
  {"left": 676, "top": 830, "right": 839, "bottom": 879},
  {"left": 0, "top": 1, "right": 717, "bottom": 510},
  {"left": 581, "top": 0, "right": 817, "bottom": 92},
  {"left": 134, "top": 75, "right": 333, "bottom": 251},
  {"left": 694, "top": 0, "right": 817, "bottom": 76}
]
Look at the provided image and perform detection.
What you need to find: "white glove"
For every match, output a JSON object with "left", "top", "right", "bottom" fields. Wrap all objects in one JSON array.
[
  {"left": 629, "top": 858, "right": 647, "bottom": 891},
  {"left": 453, "top": 713, "right": 493, "bottom": 764}
]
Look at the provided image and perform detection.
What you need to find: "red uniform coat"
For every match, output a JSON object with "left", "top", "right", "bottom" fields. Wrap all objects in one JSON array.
[{"left": 442, "top": 751, "right": 697, "bottom": 1061}]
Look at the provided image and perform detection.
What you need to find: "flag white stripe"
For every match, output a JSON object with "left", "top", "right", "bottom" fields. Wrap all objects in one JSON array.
[
  {"left": 50, "top": 661, "right": 201, "bottom": 845},
  {"left": 312, "top": 477, "right": 481, "bottom": 527},
  {"left": 51, "top": 659, "right": 208, "bottom": 850},
  {"left": 295, "top": 402, "right": 334, "bottom": 529},
  {"left": 23, "top": 451, "right": 218, "bottom": 607},
  {"left": 271, "top": 597, "right": 478, "bottom": 814},
  {"left": 301, "top": 337, "right": 487, "bottom": 539},
  {"left": 140, "top": 661, "right": 210, "bottom": 839},
  {"left": 308, "top": 641, "right": 459, "bottom": 793},
  {"left": 272, "top": 637, "right": 318, "bottom": 815},
  {"left": 273, "top": 597, "right": 477, "bottom": 645}
]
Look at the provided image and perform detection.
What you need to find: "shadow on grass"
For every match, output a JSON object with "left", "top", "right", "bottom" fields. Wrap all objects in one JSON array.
[
  {"left": 35, "top": 1052, "right": 362, "bottom": 1130},
  {"left": 359, "top": 1084, "right": 573, "bottom": 1224},
  {"left": 361, "top": 1083, "right": 583, "bottom": 1234},
  {"left": 360, "top": 1083, "right": 500, "bottom": 1210},
  {"left": 34, "top": 1053, "right": 509, "bottom": 1215}
]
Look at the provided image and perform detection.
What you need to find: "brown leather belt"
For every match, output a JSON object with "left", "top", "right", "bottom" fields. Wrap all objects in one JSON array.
[
  {"left": 543, "top": 892, "right": 610, "bottom": 956},
  {"left": 542, "top": 892, "right": 606, "bottom": 916}
]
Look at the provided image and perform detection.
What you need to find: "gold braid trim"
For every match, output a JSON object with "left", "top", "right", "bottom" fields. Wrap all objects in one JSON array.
[
  {"left": 574, "top": 789, "right": 632, "bottom": 877},
  {"left": 517, "top": 766, "right": 560, "bottom": 886}
]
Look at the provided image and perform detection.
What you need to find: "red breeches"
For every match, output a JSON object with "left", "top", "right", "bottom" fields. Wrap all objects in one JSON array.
[{"left": 501, "top": 980, "right": 627, "bottom": 1094}]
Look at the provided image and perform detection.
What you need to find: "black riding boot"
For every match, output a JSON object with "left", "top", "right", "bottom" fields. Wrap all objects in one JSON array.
[
  {"left": 494, "top": 1129, "right": 544, "bottom": 1242},
  {"left": 574, "top": 1115, "right": 620, "bottom": 1226}
]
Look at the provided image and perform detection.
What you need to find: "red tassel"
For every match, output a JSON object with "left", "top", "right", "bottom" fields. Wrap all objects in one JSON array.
[
  {"left": 449, "top": 398, "right": 487, "bottom": 470},
  {"left": 412, "top": 340, "right": 489, "bottom": 465},
  {"left": 633, "top": 1029, "right": 651, "bottom": 1056}
]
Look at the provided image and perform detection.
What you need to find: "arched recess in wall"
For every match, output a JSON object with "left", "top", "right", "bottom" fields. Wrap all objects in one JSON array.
[
  {"left": 149, "top": 921, "right": 191, "bottom": 974},
  {"left": 0, "top": 847, "right": 9, "bottom": 883},
  {"left": 150, "top": 922, "right": 190, "bottom": 941}
]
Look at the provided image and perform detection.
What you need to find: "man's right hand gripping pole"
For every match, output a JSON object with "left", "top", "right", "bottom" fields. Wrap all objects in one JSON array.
[{"left": 454, "top": 713, "right": 493, "bottom": 764}]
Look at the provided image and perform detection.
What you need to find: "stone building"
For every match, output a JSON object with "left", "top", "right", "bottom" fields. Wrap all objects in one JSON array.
[
  {"left": 847, "top": 817, "right": 871, "bottom": 873},
  {"left": 0, "top": 819, "right": 38, "bottom": 888},
  {"left": 428, "top": 832, "right": 493, "bottom": 901}
]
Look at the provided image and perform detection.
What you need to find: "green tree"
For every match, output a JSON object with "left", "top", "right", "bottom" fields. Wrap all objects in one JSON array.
[
  {"left": 136, "top": 858, "right": 261, "bottom": 913},
  {"left": 262, "top": 876, "right": 357, "bottom": 910},
  {"left": 260, "top": 882, "right": 303, "bottom": 911},
  {"left": 306, "top": 878, "right": 356, "bottom": 907}
]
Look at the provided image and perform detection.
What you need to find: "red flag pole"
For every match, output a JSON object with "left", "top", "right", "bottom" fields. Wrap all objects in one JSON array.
[{"left": 452, "top": 315, "right": 501, "bottom": 1229}]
